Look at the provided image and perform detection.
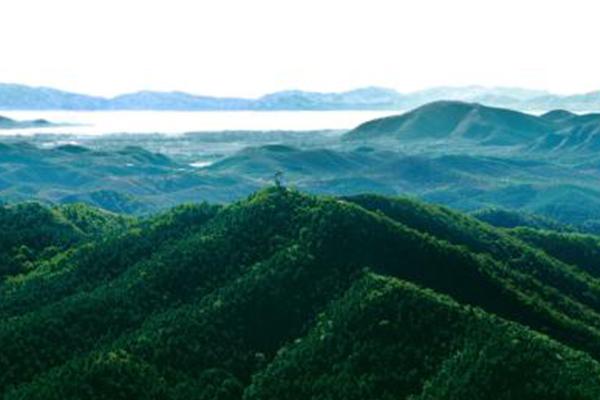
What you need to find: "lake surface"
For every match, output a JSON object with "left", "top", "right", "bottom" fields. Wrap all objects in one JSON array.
[{"left": 0, "top": 111, "right": 404, "bottom": 135}]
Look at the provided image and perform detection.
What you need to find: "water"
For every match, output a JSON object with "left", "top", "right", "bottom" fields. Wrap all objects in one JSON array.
[{"left": 0, "top": 110, "right": 403, "bottom": 136}]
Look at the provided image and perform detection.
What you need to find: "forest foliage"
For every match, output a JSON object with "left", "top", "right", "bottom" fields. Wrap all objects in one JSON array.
[{"left": 2, "top": 188, "right": 600, "bottom": 399}]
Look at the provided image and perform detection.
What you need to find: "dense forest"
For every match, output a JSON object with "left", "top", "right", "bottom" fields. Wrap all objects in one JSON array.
[{"left": 2, "top": 187, "right": 600, "bottom": 399}]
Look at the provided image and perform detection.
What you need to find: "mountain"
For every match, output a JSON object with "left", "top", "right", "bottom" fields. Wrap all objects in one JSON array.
[
  {"left": 346, "top": 101, "right": 600, "bottom": 151},
  {"left": 526, "top": 111, "right": 600, "bottom": 155},
  {"left": 405, "top": 85, "right": 550, "bottom": 105},
  {"left": 0, "top": 142, "right": 200, "bottom": 212},
  {"left": 0, "top": 84, "right": 409, "bottom": 111},
  {"left": 540, "top": 109, "right": 579, "bottom": 123},
  {"left": 0, "top": 114, "right": 58, "bottom": 129},
  {"left": 255, "top": 86, "right": 407, "bottom": 110},
  {"left": 4, "top": 134, "right": 600, "bottom": 230},
  {"left": 108, "top": 91, "right": 253, "bottom": 110},
  {"left": 204, "top": 144, "right": 381, "bottom": 177},
  {"left": 0, "top": 83, "right": 108, "bottom": 110},
  {"left": 0, "top": 201, "right": 131, "bottom": 278},
  {"left": 526, "top": 91, "right": 600, "bottom": 111},
  {"left": 3, "top": 188, "right": 600, "bottom": 398},
  {"left": 2, "top": 83, "right": 600, "bottom": 110},
  {"left": 345, "top": 101, "right": 553, "bottom": 144}
]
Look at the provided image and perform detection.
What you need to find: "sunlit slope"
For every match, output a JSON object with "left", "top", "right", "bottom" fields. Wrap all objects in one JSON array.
[{"left": 2, "top": 188, "right": 600, "bottom": 398}]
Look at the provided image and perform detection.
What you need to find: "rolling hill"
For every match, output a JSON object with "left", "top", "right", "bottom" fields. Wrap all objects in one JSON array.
[
  {"left": 0, "top": 115, "right": 58, "bottom": 129},
  {"left": 346, "top": 101, "right": 600, "bottom": 152},
  {"left": 3, "top": 188, "right": 600, "bottom": 398},
  {"left": 4, "top": 133, "right": 600, "bottom": 231},
  {"left": 345, "top": 101, "right": 552, "bottom": 144},
  {"left": 0, "top": 142, "right": 225, "bottom": 212}
]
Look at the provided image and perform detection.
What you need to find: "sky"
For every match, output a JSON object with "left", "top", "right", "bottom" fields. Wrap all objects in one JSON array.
[{"left": 1, "top": 0, "right": 599, "bottom": 98}]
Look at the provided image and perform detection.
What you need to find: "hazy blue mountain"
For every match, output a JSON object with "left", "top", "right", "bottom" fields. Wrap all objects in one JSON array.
[
  {"left": 530, "top": 91, "right": 600, "bottom": 111},
  {"left": 346, "top": 101, "right": 600, "bottom": 151},
  {"left": 0, "top": 115, "right": 57, "bottom": 129},
  {"left": 2, "top": 82, "right": 600, "bottom": 110},
  {"left": 0, "top": 83, "right": 108, "bottom": 110},
  {"left": 0, "top": 84, "right": 409, "bottom": 111},
  {"left": 108, "top": 91, "right": 253, "bottom": 110},
  {"left": 255, "top": 87, "right": 407, "bottom": 110},
  {"left": 406, "top": 85, "right": 550, "bottom": 104}
]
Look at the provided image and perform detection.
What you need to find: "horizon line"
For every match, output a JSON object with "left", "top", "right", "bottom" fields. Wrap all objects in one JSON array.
[{"left": 2, "top": 81, "right": 599, "bottom": 100}]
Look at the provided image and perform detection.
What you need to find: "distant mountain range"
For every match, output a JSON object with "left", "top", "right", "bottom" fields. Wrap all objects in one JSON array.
[{"left": 1, "top": 83, "right": 600, "bottom": 111}]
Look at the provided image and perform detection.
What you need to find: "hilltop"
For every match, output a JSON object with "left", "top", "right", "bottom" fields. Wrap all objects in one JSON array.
[
  {"left": 0, "top": 115, "right": 57, "bottom": 129},
  {"left": 2, "top": 188, "right": 600, "bottom": 398},
  {"left": 345, "top": 101, "right": 552, "bottom": 145},
  {"left": 346, "top": 101, "right": 600, "bottom": 154}
]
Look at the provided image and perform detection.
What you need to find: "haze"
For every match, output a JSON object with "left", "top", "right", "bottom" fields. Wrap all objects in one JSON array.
[{"left": 1, "top": 0, "right": 599, "bottom": 97}]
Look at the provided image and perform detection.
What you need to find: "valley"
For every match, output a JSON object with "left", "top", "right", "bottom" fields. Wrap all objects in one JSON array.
[{"left": 2, "top": 101, "right": 600, "bottom": 232}]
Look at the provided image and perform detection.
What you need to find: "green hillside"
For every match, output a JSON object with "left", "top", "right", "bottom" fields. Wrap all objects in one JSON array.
[
  {"left": 0, "top": 202, "right": 131, "bottom": 279},
  {"left": 471, "top": 207, "right": 572, "bottom": 231},
  {"left": 345, "top": 101, "right": 552, "bottom": 144},
  {"left": 3, "top": 188, "right": 600, "bottom": 399},
  {"left": 345, "top": 101, "right": 600, "bottom": 152}
]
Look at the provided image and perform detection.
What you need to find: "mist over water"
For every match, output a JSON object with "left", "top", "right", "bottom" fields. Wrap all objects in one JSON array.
[{"left": 0, "top": 110, "right": 403, "bottom": 135}]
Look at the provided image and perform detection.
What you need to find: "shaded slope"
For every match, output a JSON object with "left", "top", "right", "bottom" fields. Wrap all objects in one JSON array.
[
  {"left": 345, "top": 102, "right": 600, "bottom": 155},
  {"left": 508, "top": 228, "right": 600, "bottom": 279},
  {"left": 345, "top": 101, "right": 552, "bottom": 144},
  {"left": 4, "top": 189, "right": 600, "bottom": 398},
  {"left": 0, "top": 203, "right": 219, "bottom": 319},
  {"left": 246, "top": 274, "right": 600, "bottom": 400},
  {"left": 471, "top": 207, "right": 572, "bottom": 231},
  {"left": 0, "top": 202, "right": 130, "bottom": 279}
]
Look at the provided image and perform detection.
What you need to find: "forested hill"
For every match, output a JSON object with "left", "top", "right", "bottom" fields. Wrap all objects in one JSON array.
[
  {"left": 2, "top": 188, "right": 600, "bottom": 399},
  {"left": 345, "top": 100, "right": 600, "bottom": 148}
]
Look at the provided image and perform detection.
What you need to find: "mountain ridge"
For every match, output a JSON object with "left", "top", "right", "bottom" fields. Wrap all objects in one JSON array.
[
  {"left": 3, "top": 188, "right": 600, "bottom": 398},
  {"left": 2, "top": 82, "right": 600, "bottom": 111}
]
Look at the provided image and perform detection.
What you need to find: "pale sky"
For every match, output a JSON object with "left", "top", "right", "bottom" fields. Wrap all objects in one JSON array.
[{"left": 1, "top": 0, "right": 599, "bottom": 98}]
